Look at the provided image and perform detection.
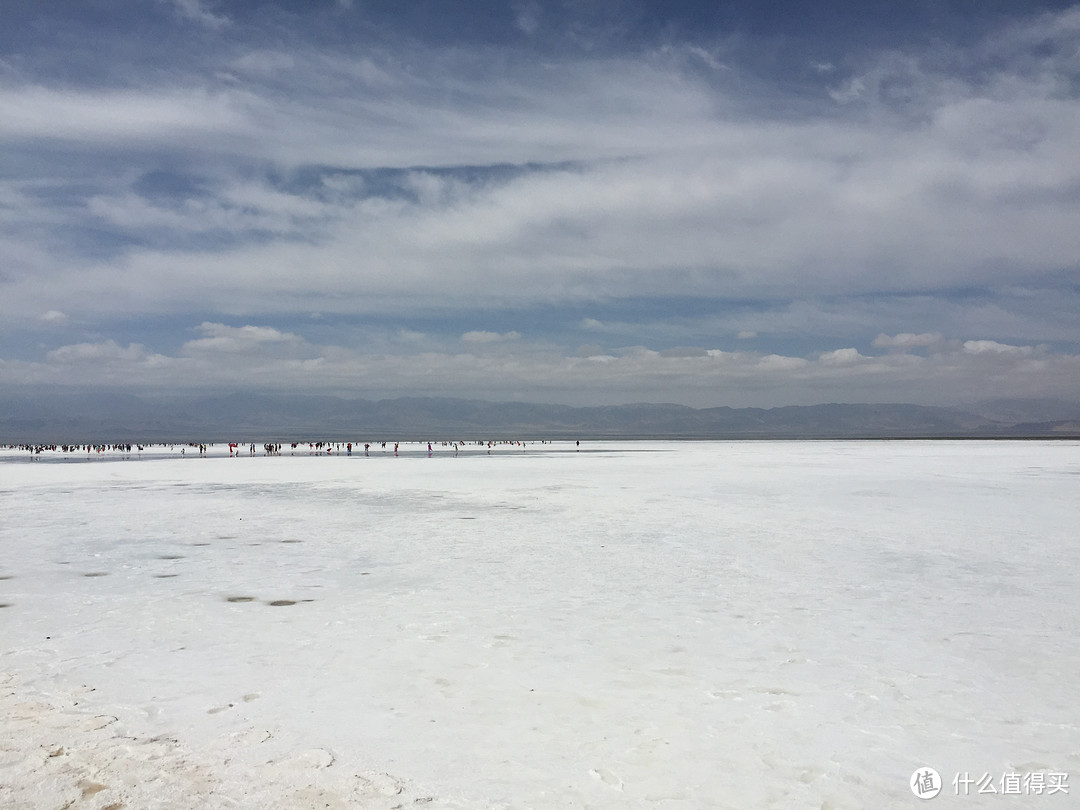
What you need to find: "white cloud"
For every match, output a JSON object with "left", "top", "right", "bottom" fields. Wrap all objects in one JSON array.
[
  {"left": 872, "top": 332, "right": 943, "bottom": 349},
  {"left": 755, "top": 354, "right": 809, "bottom": 372},
  {"left": 44, "top": 341, "right": 171, "bottom": 374},
  {"left": 819, "top": 348, "right": 864, "bottom": 366},
  {"left": 0, "top": 86, "right": 251, "bottom": 143},
  {"left": 47, "top": 340, "right": 146, "bottom": 363},
  {"left": 182, "top": 323, "right": 305, "bottom": 354},
  {"left": 38, "top": 310, "right": 68, "bottom": 324},
  {"left": 7, "top": 327, "right": 1075, "bottom": 408},
  {"left": 962, "top": 339, "right": 1036, "bottom": 356},
  {"left": 461, "top": 330, "right": 522, "bottom": 344},
  {"left": 166, "top": 0, "right": 229, "bottom": 30},
  {"left": 3, "top": 9, "right": 1079, "bottom": 317},
  {"left": 2, "top": 8, "right": 1080, "bottom": 407}
]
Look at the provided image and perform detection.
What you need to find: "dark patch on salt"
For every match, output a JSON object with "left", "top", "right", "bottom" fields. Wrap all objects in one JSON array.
[
  {"left": 268, "top": 599, "right": 296, "bottom": 606},
  {"left": 226, "top": 596, "right": 256, "bottom": 603},
  {"left": 84, "top": 572, "right": 109, "bottom": 577},
  {"left": 79, "top": 780, "right": 107, "bottom": 798}
]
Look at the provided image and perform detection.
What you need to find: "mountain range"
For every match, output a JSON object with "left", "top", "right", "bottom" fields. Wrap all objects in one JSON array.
[{"left": 2, "top": 392, "right": 1079, "bottom": 443}]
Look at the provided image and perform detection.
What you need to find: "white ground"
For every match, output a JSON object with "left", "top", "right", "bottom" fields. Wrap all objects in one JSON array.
[{"left": 1, "top": 440, "right": 1078, "bottom": 809}]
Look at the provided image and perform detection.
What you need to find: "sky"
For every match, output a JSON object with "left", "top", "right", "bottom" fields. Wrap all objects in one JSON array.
[{"left": 2, "top": 0, "right": 1079, "bottom": 408}]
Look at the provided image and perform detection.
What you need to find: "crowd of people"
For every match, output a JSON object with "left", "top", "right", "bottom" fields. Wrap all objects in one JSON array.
[{"left": 8, "top": 439, "right": 574, "bottom": 459}]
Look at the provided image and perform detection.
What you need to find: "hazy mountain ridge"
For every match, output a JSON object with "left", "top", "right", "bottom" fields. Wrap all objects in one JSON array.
[{"left": 3, "top": 392, "right": 1079, "bottom": 443}]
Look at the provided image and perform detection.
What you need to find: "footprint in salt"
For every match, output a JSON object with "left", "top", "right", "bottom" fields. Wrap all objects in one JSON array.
[
  {"left": 78, "top": 780, "right": 109, "bottom": 799},
  {"left": 226, "top": 727, "right": 272, "bottom": 746},
  {"left": 226, "top": 596, "right": 256, "bottom": 603},
  {"left": 77, "top": 714, "right": 118, "bottom": 731},
  {"left": 275, "top": 747, "right": 335, "bottom": 770},
  {"left": 267, "top": 600, "right": 296, "bottom": 606},
  {"left": 354, "top": 771, "right": 405, "bottom": 796},
  {"left": 706, "top": 690, "right": 742, "bottom": 700},
  {"left": 589, "top": 767, "right": 624, "bottom": 791}
]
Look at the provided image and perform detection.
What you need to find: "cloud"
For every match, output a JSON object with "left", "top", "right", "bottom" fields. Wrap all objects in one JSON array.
[
  {"left": 7, "top": 326, "right": 1076, "bottom": 408},
  {"left": 461, "top": 330, "right": 522, "bottom": 344},
  {"left": 819, "top": 348, "right": 864, "bottom": 366},
  {"left": 514, "top": 1, "right": 542, "bottom": 36},
  {"left": 2, "top": 6, "right": 1079, "bottom": 408},
  {"left": 0, "top": 86, "right": 250, "bottom": 143},
  {"left": 166, "top": 0, "right": 229, "bottom": 30},
  {"left": 38, "top": 310, "right": 68, "bottom": 324},
  {"left": 962, "top": 339, "right": 1036, "bottom": 356},
  {"left": 872, "top": 332, "right": 943, "bottom": 349},
  {"left": 754, "top": 354, "right": 810, "bottom": 372},
  {"left": 6, "top": 83, "right": 1078, "bottom": 322},
  {"left": 182, "top": 323, "right": 306, "bottom": 354},
  {"left": 42, "top": 341, "right": 173, "bottom": 381},
  {"left": 47, "top": 341, "right": 150, "bottom": 364}
]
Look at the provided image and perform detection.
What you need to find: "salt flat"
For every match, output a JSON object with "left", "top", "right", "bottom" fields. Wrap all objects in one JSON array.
[{"left": 1, "top": 440, "right": 1078, "bottom": 808}]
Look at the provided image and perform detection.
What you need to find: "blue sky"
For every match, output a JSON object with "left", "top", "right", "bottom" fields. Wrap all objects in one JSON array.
[{"left": 2, "top": 0, "right": 1079, "bottom": 407}]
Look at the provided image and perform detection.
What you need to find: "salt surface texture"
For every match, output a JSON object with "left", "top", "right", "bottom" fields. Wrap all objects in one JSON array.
[{"left": 1, "top": 440, "right": 1078, "bottom": 808}]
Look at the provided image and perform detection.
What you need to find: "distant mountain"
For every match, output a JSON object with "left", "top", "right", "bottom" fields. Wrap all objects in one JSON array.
[
  {"left": 962, "top": 398, "right": 1080, "bottom": 424},
  {"left": 1, "top": 392, "right": 1078, "bottom": 443}
]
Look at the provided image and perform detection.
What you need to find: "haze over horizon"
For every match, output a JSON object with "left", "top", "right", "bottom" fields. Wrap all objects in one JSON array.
[{"left": 3, "top": 1, "right": 1079, "bottom": 408}]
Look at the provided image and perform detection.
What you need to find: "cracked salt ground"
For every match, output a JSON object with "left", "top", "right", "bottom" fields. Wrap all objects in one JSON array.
[
  {"left": 0, "top": 675, "right": 437, "bottom": 809},
  {"left": 1, "top": 440, "right": 1078, "bottom": 807}
]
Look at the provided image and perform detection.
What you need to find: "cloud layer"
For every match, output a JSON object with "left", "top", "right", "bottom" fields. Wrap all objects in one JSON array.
[{"left": 2, "top": 2, "right": 1078, "bottom": 407}]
